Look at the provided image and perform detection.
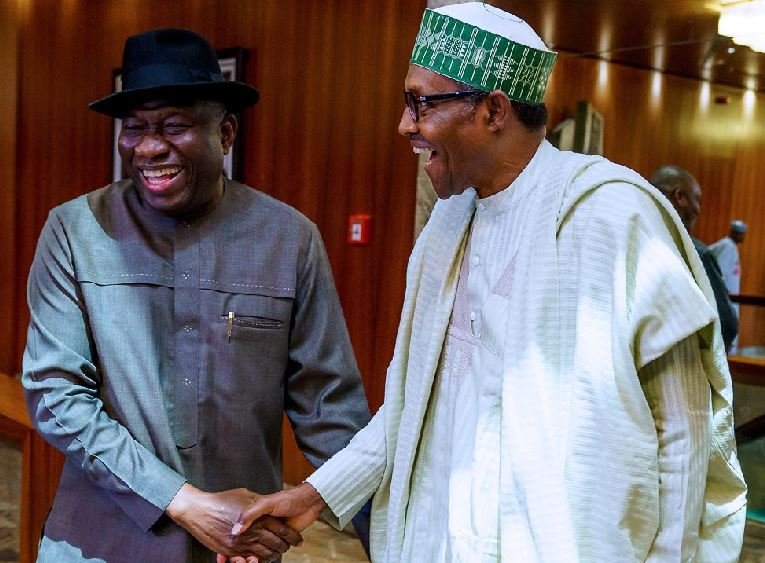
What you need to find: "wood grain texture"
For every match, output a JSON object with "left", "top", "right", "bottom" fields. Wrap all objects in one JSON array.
[
  {"left": 0, "top": 0, "right": 19, "bottom": 376},
  {"left": 11, "top": 0, "right": 423, "bottom": 486},
  {"left": 6, "top": 0, "right": 765, "bottom": 497},
  {"left": 545, "top": 52, "right": 765, "bottom": 350}
]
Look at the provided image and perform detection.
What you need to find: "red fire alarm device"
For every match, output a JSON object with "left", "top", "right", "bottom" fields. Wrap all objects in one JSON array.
[{"left": 348, "top": 214, "right": 372, "bottom": 245}]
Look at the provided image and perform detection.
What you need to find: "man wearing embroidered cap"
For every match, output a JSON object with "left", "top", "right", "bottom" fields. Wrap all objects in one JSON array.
[
  {"left": 232, "top": 4, "right": 746, "bottom": 562},
  {"left": 22, "top": 28, "right": 370, "bottom": 562}
]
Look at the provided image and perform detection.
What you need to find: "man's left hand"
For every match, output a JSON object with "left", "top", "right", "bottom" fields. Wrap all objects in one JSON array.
[{"left": 166, "top": 484, "right": 303, "bottom": 561}]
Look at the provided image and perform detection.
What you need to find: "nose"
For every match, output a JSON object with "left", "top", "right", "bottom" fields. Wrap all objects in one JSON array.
[
  {"left": 134, "top": 131, "right": 170, "bottom": 159},
  {"left": 398, "top": 107, "right": 418, "bottom": 136}
]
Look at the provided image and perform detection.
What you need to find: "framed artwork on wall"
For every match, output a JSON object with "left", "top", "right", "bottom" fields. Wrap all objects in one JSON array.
[
  {"left": 111, "top": 47, "right": 249, "bottom": 183},
  {"left": 549, "top": 100, "right": 604, "bottom": 156},
  {"left": 573, "top": 100, "right": 604, "bottom": 156}
]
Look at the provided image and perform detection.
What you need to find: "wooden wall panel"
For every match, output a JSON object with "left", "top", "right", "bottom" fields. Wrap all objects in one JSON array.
[
  {"left": 12, "top": 0, "right": 423, "bottom": 485},
  {"left": 7, "top": 0, "right": 765, "bottom": 492},
  {"left": 0, "top": 0, "right": 19, "bottom": 376},
  {"left": 545, "top": 53, "right": 765, "bottom": 349},
  {"left": 13, "top": 0, "right": 422, "bottom": 410}
]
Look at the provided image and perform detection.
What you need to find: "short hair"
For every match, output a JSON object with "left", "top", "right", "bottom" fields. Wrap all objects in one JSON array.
[
  {"left": 510, "top": 100, "right": 548, "bottom": 131},
  {"left": 456, "top": 80, "right": 547, "bottom": 131},
  {"left": 196, "top": 100, "right": 228, "bottom": 120},
  {"left": 649, "top": 165, "right": 695, "bottom": 195}
]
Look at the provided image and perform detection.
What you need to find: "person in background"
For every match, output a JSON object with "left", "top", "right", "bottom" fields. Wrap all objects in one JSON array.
[
  {"left": 651, "top": 164, "right": 738, "bottom": 351},
  {"left": 711, "top": 220, "right": 747, "bottom": 297},
  {"left": 711, "top": 219, "right": 747, "bottom": 352},
  {"left": 230, "top": 4, "right": 746, "bottom": 562},
  {"left": 22, "top": 28, "right": 370, "bottom": 563}
]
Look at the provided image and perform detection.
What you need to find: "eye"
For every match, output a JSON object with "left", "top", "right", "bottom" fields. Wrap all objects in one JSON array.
[
  {"left": 121, "top": 123, "right": 146, "bottom": 137},
  {"left": 418, "top": 99, "right": 435, "bottom": 114},
  {"left": 163, "top": 122, "right": 192, "bottom": 135}
]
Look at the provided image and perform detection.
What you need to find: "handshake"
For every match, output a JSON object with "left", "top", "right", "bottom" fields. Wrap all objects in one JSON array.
[{"left": 166, "top": 481, "right": 327, "bottom": 563}]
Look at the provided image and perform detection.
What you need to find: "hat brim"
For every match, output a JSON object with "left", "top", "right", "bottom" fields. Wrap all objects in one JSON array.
[{"left": 89, "top": 81, "right": 259, "bottom": 117}]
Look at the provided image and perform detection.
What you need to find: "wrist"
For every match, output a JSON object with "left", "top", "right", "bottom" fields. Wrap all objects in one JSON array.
[
  {"left": 165, "top": 482, "right": 198, "bottom": 522},
  {"left": 298, "top": 481, "right": 327, "bottom": 513}
]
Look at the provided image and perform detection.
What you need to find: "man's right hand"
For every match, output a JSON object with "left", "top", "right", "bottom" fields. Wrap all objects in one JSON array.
[
  {"left": 231, "top": 482, "right": 327, "bottom": 537},
  {"left": 166, "top": 483, "right": 303, "bottom": 562}
]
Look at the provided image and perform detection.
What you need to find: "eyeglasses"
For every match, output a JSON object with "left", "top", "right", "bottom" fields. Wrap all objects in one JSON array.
[{"left": 403, "top": 90, "right": 487, "bottom": 122}]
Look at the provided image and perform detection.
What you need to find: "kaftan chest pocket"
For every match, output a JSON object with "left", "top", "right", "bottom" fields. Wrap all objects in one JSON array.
[{"left": 209, "top": 292, "right": 294, "bottom": 381}]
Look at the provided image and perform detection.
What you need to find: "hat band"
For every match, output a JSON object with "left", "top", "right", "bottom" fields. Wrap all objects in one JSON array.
[
  {"left": 410, "top": 9, "right": 556, "bottom": 104},
  {"left": 122, "top": 63, "right": 225, "bottom": 91}
]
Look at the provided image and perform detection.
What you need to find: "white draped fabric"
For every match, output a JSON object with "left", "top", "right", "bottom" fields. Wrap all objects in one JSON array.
[{"left": 308, "top": 141, "right": 746, "bottom": 562}]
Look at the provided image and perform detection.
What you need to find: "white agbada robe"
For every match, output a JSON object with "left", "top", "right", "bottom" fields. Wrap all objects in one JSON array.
[
  {"left": 308, "top": 141, "right": 747, "bottom": 563},
  {"left": 400, "top": 153, "right": 712, "bottom": 562},
  {"left": 400, "top": 194, "right": 512, "bottom": 561}
]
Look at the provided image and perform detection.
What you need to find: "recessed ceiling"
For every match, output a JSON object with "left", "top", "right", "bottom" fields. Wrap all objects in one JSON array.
[{"left": 493, "top": 0, "right": 764, "bottom": 93}]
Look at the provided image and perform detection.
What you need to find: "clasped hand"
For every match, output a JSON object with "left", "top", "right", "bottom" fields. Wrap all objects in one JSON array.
[
  {"left": 223, "top": 482, "right": 328, "bottom": 563},
  {"left": 166, "top": 484, "right": 305, "bottom": 563}
]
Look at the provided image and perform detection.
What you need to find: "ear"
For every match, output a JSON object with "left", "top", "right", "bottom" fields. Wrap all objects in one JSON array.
[
  {"left": 671, "top": 188, "right": 687, "bottom": 208},
  {"left": 483, "top": 90, "right": 512, "bottom": 132},
  {"left": 220, "top": 114, "right": 238, "bottom": 155}
]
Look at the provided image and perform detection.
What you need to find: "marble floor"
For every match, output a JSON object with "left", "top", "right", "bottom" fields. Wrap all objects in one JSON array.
[
  {"left": 283, "top": 519, "right": 368, "bottom": 563},
  {"left": 286, "top": 517, "right": 765, "bottom": 562}
]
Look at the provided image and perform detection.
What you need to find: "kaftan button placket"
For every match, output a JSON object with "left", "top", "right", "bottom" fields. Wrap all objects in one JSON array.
[{"left": 172, "top": 221, "right": 199, "bottom": 448}]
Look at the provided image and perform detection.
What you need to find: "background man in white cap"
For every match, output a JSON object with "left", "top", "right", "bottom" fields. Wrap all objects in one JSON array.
[
  {"left": 651, "top": 165, "right": 738, "bottom": 351},
  {"left": 711, "top": 219, "right": 748, "bottom": 299},
  {"left": 710, "top": 219, "right": 747, "bottom": 352},
  {"left": 22, "top": 28, "right": 370, "bottom": 562},
  {"left": 231, "top": 4, "right": 746, "bottom": 562}
]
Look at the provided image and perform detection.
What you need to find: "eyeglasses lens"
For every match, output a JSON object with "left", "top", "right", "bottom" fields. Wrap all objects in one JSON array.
[{"left": 403, "top": 92, "right": 418, "bottom": 122}]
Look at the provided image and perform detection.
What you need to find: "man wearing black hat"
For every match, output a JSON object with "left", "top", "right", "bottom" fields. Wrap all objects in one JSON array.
[{"left": 22, "top": 28, "right": 370, "bottom": 562}]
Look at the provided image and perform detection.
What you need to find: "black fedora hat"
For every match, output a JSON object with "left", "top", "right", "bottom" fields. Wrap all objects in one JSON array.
[{"left": 89, "top": 28, "right": 259, "bottom": 117}]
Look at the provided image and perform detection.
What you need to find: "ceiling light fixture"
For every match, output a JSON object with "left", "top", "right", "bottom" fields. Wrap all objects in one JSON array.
[{"left": 718, "top": 0, "right": 765, "bottom": 53}]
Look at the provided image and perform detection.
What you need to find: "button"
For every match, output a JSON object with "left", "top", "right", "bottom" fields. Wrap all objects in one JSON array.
[
  {"left": 182, "top": 269, "right": 191, "bottom": 280},
  {"left": 471, "top": 255, "right": 480, "bottom": 266},
  {"left": 470, "top": 311, "right": 476, "bottom": 321},
  {"left": 183, "top": 325, "right": 193, "bottom": 333},
  {"left": 182, "top": 377, "right": 192, "bottom": 386},
  {"left": 183, "top": 221, "right": 191, "bottom": 229}
]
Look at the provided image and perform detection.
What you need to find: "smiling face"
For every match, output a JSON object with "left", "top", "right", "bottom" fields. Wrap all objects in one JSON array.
[
  {"left": 399, "top": 65, "right": 489, "bottom": 200},
  {"left": 118, "top": 100, "right": 236, "bottom": 217}
]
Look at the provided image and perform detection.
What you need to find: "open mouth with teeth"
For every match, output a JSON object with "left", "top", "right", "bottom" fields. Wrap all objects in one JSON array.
[
  {"left": 413, "top": 146, "right": 437, "bottom": 165},
  {"left": 140, "top": 166, "right": 183, "bottom": 190}
]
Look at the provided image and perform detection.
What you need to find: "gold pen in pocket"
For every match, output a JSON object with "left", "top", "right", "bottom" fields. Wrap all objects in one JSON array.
[{"left": 227, "top": 311, "right": 234, "bottom": 342}]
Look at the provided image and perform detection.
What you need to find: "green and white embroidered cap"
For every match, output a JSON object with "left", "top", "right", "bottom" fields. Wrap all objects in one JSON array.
[{"left": 410, "top": 2, "right": 557, "bottom": 104}]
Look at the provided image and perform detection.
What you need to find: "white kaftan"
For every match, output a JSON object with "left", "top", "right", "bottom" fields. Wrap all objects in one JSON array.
[{"left": 308, "top": 141, "right": 746, "bottom": 563}]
